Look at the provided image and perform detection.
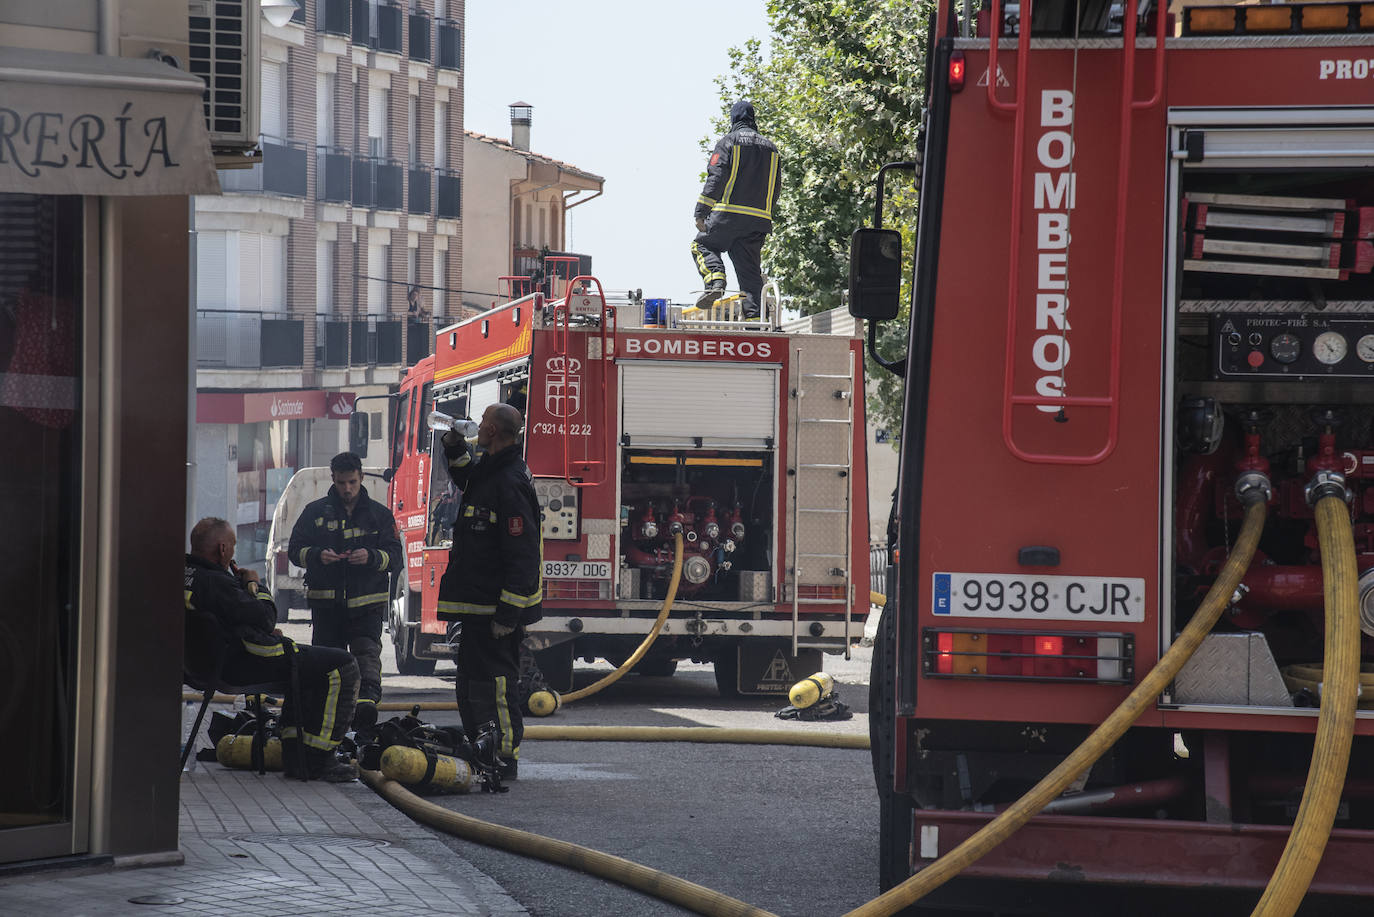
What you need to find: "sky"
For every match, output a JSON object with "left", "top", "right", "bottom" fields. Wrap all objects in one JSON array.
[{"left": 463, "top": 1, "right": 771, "bottom": 306}]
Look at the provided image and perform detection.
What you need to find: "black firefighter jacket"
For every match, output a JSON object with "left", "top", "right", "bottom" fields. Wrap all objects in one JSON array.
[
  {"left": 184, "top": 553, "right": 282, "bottom": 655},
  {"left": 694, "top": 116, "right": 781, "bottom": 235},
  {"left": 287, "top": 485, "right": 402, "bottom": 613},
  {"left": 436, "top": 441, "right": 543, "bottom": 628}
]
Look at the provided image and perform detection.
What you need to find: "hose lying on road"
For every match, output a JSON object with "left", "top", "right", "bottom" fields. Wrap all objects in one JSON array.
[
  {"left": 843, "top": 494, "right": 1269, "bottom": 917},
  {"left": 522, "top": 725, "right": 867, "bottom": 749},
  {"left": 1251, "top": 491, "right": 1359, "bottom": 917},
  {"left": 361, "top": 767, "right": 780, "bottom": 917}
]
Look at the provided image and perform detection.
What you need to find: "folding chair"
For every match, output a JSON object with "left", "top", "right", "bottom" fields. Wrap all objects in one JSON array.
[{"left": 181, "top": 609, "right": 303, "bottom": 776}]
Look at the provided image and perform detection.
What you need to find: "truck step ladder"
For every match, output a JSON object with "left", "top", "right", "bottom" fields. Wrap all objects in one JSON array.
[{"left": 787, "top": 341, "right": 858, "bottom": 658}]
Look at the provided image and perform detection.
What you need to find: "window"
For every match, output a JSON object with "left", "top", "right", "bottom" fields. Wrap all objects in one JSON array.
[
  {"left": 434, "top": 102, "right": 447, "bottom": 168},
  {"left": 367, "top": 241, "right": 389, "bottom": 315},
  {"left": 239, "top": 233, "right": 286, "bottom": 312},
  {"left": 408, "top": 94, "right": 420, "bottom": 164},
  {"left": 368, "top": 85, "right": 388, "bottom": 158},
  {"left": 261, "top": 59, "right": 286, "bottom": 142},
  {"left": 391, "top": 389, "right": 410, "bottom": 470},
  {"left": 432, "top": 250, "right": 446, "bottom": 317},
  {"left": 316, "top": 239, "right": 334, "bottom": 312},
  {"left": 316, "top": 72, "right": 334, "bottom": 148},
  {"left": 197, "top": 230, "right": 228, "bottom": 309}
]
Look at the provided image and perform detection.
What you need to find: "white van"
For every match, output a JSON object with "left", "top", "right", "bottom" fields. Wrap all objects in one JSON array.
[{"left": 265, "top": 465, "right": 387, "bottom": 622}]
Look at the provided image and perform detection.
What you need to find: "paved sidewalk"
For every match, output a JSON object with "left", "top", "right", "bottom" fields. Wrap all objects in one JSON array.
[{"left": 0, "top": 762, "right": 526, "bottom": 917}]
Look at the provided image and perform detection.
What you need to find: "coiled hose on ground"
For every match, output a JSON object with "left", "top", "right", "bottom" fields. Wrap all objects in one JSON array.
[
  {"left": 1251, "top": 490, "right": 1359, "bottom": 917},
  {"left": 842, "top": 492, "right": 1270, "bottom": 917}
]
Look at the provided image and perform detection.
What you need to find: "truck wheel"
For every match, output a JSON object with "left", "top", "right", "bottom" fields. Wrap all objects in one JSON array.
[
  {"left": 534, "top": 643, "right": 575, "bottom": 694},
  {"left": 393, "top": 624, "right": 436, "bottom": 677},
  {"left": 871, "top": 604, "right": 914, "bottom": 892},
  {"left": 633, "top": 657, "right": 678, "bottom": 678},
  {"left": 713, "top": 648, "right": 741, "bottom": 698}
]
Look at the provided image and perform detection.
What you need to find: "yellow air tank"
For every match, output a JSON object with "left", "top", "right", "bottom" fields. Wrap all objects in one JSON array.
[
  {"left": 527, "top": 689, "right": 562, "bottom": 717},
  {"left": 788, "top": 673, "right": 835, "bottom": 710},
  {"left": 216, "top": 734, "right": 283, "bottom": 771},
  {"left": 379, "top": 744, "right": 473, "bottom": 792}
]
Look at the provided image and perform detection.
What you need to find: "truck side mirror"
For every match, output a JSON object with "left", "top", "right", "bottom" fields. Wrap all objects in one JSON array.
[
  {"left": 848, "top": 228, "right": 903, "bottom": 321},
  {"left": 349, "top": 412, "right": 370, "bottom": 457}
]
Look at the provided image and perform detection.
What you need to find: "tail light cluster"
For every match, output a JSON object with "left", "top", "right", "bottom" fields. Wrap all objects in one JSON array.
[{"left": 922, "top": 628, "right": 1134, "bottom": 685}]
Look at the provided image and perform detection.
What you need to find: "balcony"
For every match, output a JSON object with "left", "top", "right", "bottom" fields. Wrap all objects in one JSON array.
[
  {"left": 317, "top": 146, "right": 351, "bottom": 203},
  {"left": 219, "top": 138, "right": 307, "bottom": 197},
  {"left": 197, "top": 311, "right": 304, "bottom": 369},
  {"left": 408, "top": 319, "right": 432, "bottom": 360},
  {"left": 318, "top": 0, "right": 350, "bottom": 36},
  {"left": 351, "top": 157, "right": 372, "bottom": 208},
  {"left": 317, "top": 318, "right": 350, "bottom": 368},
  {"left": 408, "top": 12, "right": 431, "bottom": 61},
  {"left": 408, "top": 166, "right": 431, "bottom": 215},
  {"left": 437, "top": 20, "right": 460, "bottom": 70},
  {"left": 436, "top": 167, "right": 460, "bottom": 220},
  {"left": 351, "top": 0, "right": 370, "bottom": 47},
  {"left": 375, "top": 0, "right": 403, "bottom": 54},
  {"left": 351, "top": 157, "right": 405, "bottom": 211},
  {"left": 352, "top": 317, "right": 402, "bottom": 365}
]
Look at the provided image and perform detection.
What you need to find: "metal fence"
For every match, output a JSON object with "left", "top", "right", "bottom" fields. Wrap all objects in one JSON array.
[{"left": 870, "top": 541, "right": 890, "bottom": 603}]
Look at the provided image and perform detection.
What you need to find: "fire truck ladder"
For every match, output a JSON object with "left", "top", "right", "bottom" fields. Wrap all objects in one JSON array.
[
  {"left": 990, "top": 0, "right": 1167, "bottom": 464},
  {"left": 551, "top": 275, "right": 616, "bottom": 488},
  {"left": 787, "top": 344, "right": 858, "bottom": 659}
]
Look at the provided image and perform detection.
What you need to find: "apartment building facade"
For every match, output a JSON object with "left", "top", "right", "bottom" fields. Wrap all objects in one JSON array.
[{"left": 193, "top": 0, "right": 465, "bottom": 572}]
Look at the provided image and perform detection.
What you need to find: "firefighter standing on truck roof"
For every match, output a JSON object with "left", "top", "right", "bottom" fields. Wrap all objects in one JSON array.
[
  {"left": 287, "top": 451, "right": 401, "bottom": 734},
  {"left": 691, "top": 99, "right": 781, "bottom": 319},
  {"left": 436, "top": 403, "right": 542, "bottom": 781}
]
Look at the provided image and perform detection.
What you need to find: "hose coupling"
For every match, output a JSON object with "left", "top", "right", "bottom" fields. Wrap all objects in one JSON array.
[
  {"left": 1234, "top": 470, "right": 1273, "bottom": 507},
  {"left": 1305, "top": 469, "right": 1351, "bottom": 507}
]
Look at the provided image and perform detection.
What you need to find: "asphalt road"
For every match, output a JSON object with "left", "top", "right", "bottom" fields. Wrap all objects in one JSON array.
[{"left": 282, "top": 613, "right": 882, "bottom": 916}]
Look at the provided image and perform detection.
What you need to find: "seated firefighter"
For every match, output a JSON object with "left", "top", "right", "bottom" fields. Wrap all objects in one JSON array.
[{"left": 184, "top": 517, "right": 360, "bottom": 781}]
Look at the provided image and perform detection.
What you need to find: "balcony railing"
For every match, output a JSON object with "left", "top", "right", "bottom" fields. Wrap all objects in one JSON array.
[
  {"left": 317, "top": 146, "right": 351, "bottom": 203},
  {"left": 197, "top": 310, "right": 304, "bottom": 369},
  {"left": 375, "top": 159, "right": 404, "bottom": 211},
  {"left": 351, "top": 156, "right": 373, "bottom": 208},
  {"left": 317, "top": 318, "right": 350, "bottom": 368},
  {"left": 408, "top": 12, "right": 431, "bottom": 61},
  {"left": 408, "top": 167, "right": 431, "bottom": 215},
  {"left": 407, "top": 318, "right": 432, "bottom": 360},
  {"left": 318, "top": 0, "right": 350, "bottom": 36},
  {"left": 437, "top": 20, "right": 460, "bottom": 70},
  {"left": 351, "top": 0, "right": 371, "bottom": 47},
  {"left": 375, "top": 0, "right": 403, "bottom": 54},
  {"left": 436, "top": 167, "right": 460, "bottom": 219},
  {"left": 351, "top": 317, "right": 402, "bottom": 365},
  {"left": 219, "top": 138, "right": 307, "bottom": 197}
]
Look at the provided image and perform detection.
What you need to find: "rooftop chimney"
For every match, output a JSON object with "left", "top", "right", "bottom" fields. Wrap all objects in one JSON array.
[{"left": 509, "top": 101, "right": 532, "bottom": 151}]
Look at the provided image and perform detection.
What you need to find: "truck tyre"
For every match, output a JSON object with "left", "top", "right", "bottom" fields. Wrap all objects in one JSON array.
[
  {"left": 534, "top": 643, "right": 575, "bottom": 694},
  {"left": 871, "top": 603, "right": 914, "bottom": 892},
  {"left": 633, "top": 657, "right": 678, "bottom": 678},
  {"left": 713, "top": 647, "right": 741, "bottom": 698},
  {"left": 392, "top": 588, "right": 436, "bottom": 676}
]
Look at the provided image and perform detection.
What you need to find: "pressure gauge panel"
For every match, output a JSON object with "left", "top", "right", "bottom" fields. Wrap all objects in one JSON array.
[{"left": 1214, "top": 314, "right": 1374, "bottom": 380}]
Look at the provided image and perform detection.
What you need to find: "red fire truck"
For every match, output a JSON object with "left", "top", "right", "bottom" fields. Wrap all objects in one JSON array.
[
  {"left": 383, "top": 274, "right": 870, "bottom": 697},
  {"left": 857, "top": 0, "right": 1374, "bottom": 913}
]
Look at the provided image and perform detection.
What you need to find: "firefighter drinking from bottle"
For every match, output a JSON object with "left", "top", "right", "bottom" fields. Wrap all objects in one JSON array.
[{"left": 437, "top": 403, "right": 542, "bottom": 780}]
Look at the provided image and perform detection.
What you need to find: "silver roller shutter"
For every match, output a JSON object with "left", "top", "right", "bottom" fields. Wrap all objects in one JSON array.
[{"left": 621, "top": 362, "right": 778, "bottom": 449}]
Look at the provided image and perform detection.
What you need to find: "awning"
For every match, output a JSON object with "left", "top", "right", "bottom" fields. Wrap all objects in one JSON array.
[{"left": 0, "top": 45, "right": 220, "bottom": 196}]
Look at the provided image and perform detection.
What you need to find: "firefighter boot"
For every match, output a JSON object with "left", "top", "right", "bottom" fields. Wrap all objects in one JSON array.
[
  {"left": 498, "top": 757, "right": 518, "bottom": 781},
  {"left": 282, "top": 738, "right": 359, "bottom": 782},
  {"left": 351, "top": 699, "right": 378, "bottom": 735},
  {"left": 695, "top": 280, "right": 726, "bottom": 309}
]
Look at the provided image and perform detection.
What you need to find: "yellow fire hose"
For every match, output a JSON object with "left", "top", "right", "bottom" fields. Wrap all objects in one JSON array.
[
  {"left": 360, "top": 767, "right": 781, "bottom": 917},
  {"left": 842, "top": 494, "right": 1270, "bottom": 917},
  {"left": 527, "top": 532, "right": 685, "bottom": 716},
  {"left": 1251, "top": 492, "right": 1359, "bottom": 917}
]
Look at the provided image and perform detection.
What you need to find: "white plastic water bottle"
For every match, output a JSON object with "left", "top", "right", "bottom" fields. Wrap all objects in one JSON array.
[{"left": 429, "top": 411, "right": 479, "bottom": 437}]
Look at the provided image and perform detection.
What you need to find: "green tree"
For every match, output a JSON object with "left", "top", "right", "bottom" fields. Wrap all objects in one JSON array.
[{"left": 710, "top": 0, "right": 935, "bottom": 441}]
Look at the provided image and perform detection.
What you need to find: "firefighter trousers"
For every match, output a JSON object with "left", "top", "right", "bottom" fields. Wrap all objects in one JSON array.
[
  {"left": 691, "top": 226, "right": 767, "bottom": 317},
  {"left": 455, "top": 621, "right": 525, "bottom": 761},
  {"left": 220, "top": 643, "right": 359, "bottom": 752},
  {"left": 311, "top": 604, "right": 384, "bottom": 712}
]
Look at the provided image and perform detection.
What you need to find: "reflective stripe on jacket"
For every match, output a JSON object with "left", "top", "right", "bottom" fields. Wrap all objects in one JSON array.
[{"left": 694, "top": 121, "right": 781, "bottom": 234}]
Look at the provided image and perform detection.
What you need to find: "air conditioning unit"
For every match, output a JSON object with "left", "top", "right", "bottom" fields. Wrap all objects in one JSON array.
[{"left": 188, "top": 0, "right": 261, "bottom": 156}]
